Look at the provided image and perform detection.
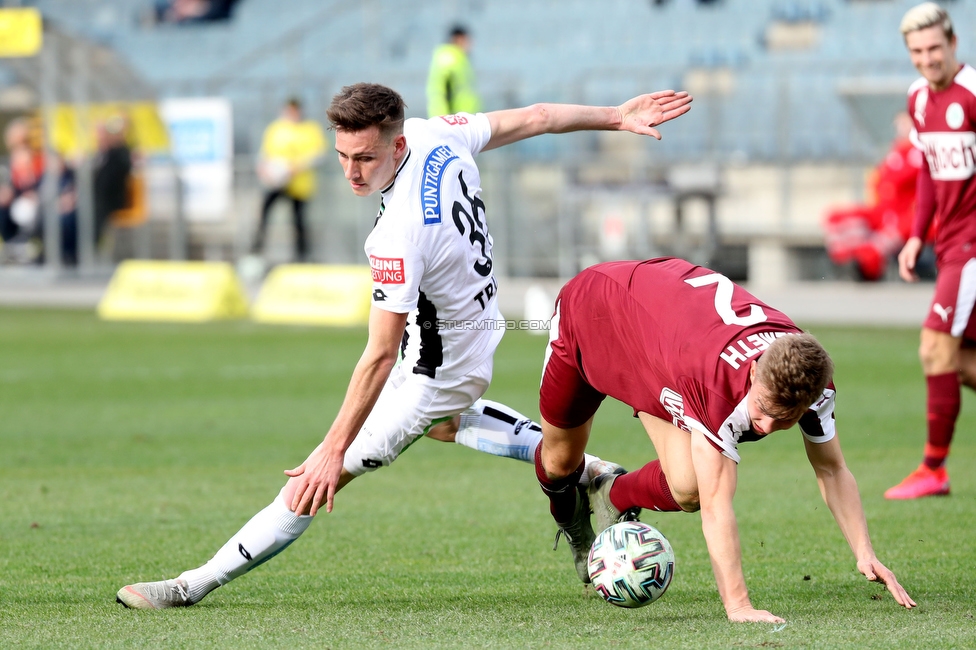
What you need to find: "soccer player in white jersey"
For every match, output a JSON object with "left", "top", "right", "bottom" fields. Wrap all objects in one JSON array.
[
  {"left": 888, "top": 3, "right": 976, "bottom": 499},
  {"left": 116, "top": 82, "right": 693, "bottom": 608}
]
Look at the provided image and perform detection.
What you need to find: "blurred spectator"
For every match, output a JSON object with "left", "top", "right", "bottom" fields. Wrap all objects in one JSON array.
[
  {"left": 93, "top": 116, "right": 133, "bottom": 246},
  {"left": 0, "top": 118, "right": 79, "bottom": 265},
  {"left": 153, "top": 0, "right": 240, "bottom": 25},
  {"left": 252, "top": 98, "right": 326, "bottom": 262},
  {"left": 54, "top": 158, "right": 78, "bottom": 266},
  {"left": 0, "top": 118, "right": 44, "bottom": 262},
  {"left": 426, "top": 25, "right": 481, "bottom": 117},
  {"left": 823, "top": 112, "right": 927, "bottom": 281}
]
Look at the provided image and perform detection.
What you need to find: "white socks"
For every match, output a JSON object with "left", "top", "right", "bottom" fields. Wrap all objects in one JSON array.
[
  {"left": 456, "top": 399, "right": 542, "bottom": 462},
  {"left": 178, "top": 493, "right": 313, "bottom": 604},
  {"left": 176, "top": 400, "right": 601, "bottom": 604},
  {"left": 455, "top": 399, "right": 599, "bottom": 485}
]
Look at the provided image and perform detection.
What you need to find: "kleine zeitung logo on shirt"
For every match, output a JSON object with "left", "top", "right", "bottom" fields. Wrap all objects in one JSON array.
[
  {"left": 918, "top": 131, "right": 976, "bottom": 181},
  {"left": 369, "top": 256, "right": 405, "bottom": 284}
]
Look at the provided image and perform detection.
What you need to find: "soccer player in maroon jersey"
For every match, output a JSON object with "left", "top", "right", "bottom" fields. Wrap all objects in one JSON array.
[
  {"left": 890, "top": 3, "right": 976, "bottom": 499},
  {"left": 534, "top": 258, "right": 915, "bottom": 623}
]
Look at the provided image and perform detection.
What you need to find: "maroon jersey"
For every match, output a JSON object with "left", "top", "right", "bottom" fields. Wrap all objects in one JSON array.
[
  {"left": 546, "top": 258, "right": 836, "bottom": 463},
  {"left": 908, "top": 64, "right": 976, "bottom": 260}
]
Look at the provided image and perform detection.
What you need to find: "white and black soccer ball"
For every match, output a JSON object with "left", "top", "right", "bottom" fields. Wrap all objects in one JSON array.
[{"left": 587, "top": 521, "right": 675, "bottom": 608}]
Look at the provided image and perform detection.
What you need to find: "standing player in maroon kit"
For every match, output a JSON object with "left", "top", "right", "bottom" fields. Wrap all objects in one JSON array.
[
  {"left": 889, "top": 3, "right": 976, "bottom": 499},
  {"left": 534, "top": 258, "right": 916, "bottom": 622}
]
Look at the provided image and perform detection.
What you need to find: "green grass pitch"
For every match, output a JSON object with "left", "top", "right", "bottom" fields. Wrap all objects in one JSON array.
[{"left": 1, "top": 308, "right": 974, "bottom": 649}]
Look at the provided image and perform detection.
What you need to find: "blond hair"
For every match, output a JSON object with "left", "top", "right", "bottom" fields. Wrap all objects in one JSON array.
[
  {"left": 754, "top": 333, "right": 833, "bottom": 419},
  {"left": 901, "top": 2, "right": 953, "bottom": 41}
]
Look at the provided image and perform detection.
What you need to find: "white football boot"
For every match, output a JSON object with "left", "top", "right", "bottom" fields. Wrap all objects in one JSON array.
[
  {"left": 116, "top": 578, "right": 193, "bottom": 609},
  {"left": 587, "top": 461, "right": 641, "bottom": 536}
]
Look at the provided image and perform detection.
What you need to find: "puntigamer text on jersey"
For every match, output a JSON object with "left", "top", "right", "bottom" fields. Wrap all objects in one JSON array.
[{"left": 421, "top": 145, "right": 459, "bottom": 225}]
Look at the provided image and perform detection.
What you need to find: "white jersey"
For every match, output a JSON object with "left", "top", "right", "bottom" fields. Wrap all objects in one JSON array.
[{"left": 364, "top": 113, "right": 504, "bottom": 379}]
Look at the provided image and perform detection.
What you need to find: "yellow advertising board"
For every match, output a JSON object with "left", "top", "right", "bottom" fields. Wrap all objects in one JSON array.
[
  {"left": 0, "top": 8, "right": 42, "bottom": 58},
  {"left": 251, "top": 265, "right": 372, "bottom": 326},
  {"left": 48, "top": 102, "right": 170, "bottom": 156},
  {"left": 97, "top": 261, "right": 249, "bottom": 322}
]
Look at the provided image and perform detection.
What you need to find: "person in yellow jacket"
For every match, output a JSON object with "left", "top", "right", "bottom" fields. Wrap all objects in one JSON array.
[
  {"left": 426, "top": 25, "right": 481, "bottom": 117},
  {"left": 253, "top": 98, "right": 326, "bottom": 261}
]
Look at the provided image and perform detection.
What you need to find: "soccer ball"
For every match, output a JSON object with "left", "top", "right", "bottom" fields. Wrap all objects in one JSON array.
[{"left": 587, "top": 521, "right": 675, "bottom": 608}]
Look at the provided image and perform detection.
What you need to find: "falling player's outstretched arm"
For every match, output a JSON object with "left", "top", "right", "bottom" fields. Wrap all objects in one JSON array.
[
  {"left": 803, "top": 435, "right": 917, "bottom": 609},
  {"left": 690, "top": 431, "right": 785, "bottom": 624},
  {"left": 482, "top": 90, "right": 693, "bottom": 151},
  {"left": 285, "top": 305, "right": 408, "bottom": 516}
]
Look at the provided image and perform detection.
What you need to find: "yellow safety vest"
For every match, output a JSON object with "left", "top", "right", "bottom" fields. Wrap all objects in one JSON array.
[
  {"left": 260, "top": 118, "right": 327, "bottom": 200},
  {"left": 426, "top": 43, "right": 481, "bottom": 117}
]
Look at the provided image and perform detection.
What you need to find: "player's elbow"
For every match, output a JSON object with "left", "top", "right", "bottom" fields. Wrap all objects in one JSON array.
[
  {"left": 810, "top": 461, "right": 852, "bottom": 493},
  {"left": 377, "top": 346, "right": 400, "bottom": 369},
  {"left": 363, "top": 343, "right": 400, "bottom": 373},
  {"left": 522, "top": 103, "right": 555, "bottom": 134}
]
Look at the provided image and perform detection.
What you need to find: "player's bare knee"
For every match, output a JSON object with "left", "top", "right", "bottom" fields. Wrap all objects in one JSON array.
[
  {"left": 279, "top": 478, "right": 303, "bottom": 513},
  {"left": 544, "top": 456, "right": 582, "bottom": 479},
  {"left": 957, "top": 348, "right": 976, "bottom": 388},
  {"left": 918, "top": 335, "right": 938, "bottom": 365},
  {"left": 426, "top": 416, "right": 460, "bottom": 442},
  {"left": 958, "top": 365, "right": 975, "bottom": 388},
  {"left": 673, "top": 490, "right": 700, "bottom": 512},
  {"left": 539, "top": 445, "right": 583, "bottom": 479},
  {"left": 919, "top": 329, "right": 960, "bottom": 374}
]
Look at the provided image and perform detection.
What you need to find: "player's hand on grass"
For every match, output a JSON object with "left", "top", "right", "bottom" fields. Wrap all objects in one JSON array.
[
  {"left": 616, "top": 90, "right": 693, "bottom": 139},
  {"left": 857, "top": 558, "right": 917, "bottom": 609},
  {"left": 726, "top": 606, "right": 785, "bottom": 624},
  {"left": 284, "top": 441, "right": 344, "bottom": 516},
  {"left": 897, "top": 236, "right": 923, "bottom": 282}
]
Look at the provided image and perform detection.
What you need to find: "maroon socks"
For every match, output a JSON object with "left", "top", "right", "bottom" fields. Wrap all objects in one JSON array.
[
  {"left": 923, "top": 372, "right": 959, "bottom": 470},
  {"left": 534, "top": 444, "right": 585, "bottom": 524},
  {"left": 609, "top": 459, "right": 681, "bottom": 512}
]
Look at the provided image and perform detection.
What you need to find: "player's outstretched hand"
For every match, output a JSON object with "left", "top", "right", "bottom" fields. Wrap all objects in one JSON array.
[
  {"left": 897, "top": 236, "right": 923, "bottom": 283},
  {"left": 726, "top": 605, "right": 786, "bottom": 624},
  {"left": 857, "top": 558, "right": 917, "bottom": 609},
  {"left": 616, "top": 90, "right": 693, "bottom": 139},
  {"left": 284, "top": 441, "right": 344, "bottom": 516}
]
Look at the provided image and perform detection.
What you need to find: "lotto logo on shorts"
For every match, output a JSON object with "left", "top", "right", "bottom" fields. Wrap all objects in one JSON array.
[
  {"left": 439, "top": 114, "right": 468, "bottom": 126},
  {"left": 369, "top": 256, "right": 405, "bottom": 284}
]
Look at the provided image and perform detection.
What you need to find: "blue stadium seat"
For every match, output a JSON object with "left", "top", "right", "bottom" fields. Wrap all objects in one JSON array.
[{"left": 26, "top": 0, "right": 969, "bottom": 162}]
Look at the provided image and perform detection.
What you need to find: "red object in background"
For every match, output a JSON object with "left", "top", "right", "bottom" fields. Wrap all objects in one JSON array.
[
  {"left": 8, "top": 148, "right": 44, "bottom": 191},
  {"left": 873, "top": 139, "right": 926, "bottom": 241},
  {"left": 823, "top": 136, "right": 927, "bottom": 281}
]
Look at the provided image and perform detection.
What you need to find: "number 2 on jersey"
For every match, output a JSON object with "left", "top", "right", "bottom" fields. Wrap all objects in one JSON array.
[
  {"left": 685, "top": 273, "right": 767, "bottom": 326},
  {"left": 452, "top": 171, "right": 492, "bottom": 277}
]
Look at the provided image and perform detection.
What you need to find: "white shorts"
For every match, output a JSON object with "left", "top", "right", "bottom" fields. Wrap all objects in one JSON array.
[{"left": 342, "top": 357, "right": 493, "bottom": 476}]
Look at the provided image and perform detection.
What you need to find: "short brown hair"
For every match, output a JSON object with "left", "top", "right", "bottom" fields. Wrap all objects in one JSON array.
[
  {"left": 326, "top": 83, "right": 406, "bottom": 141},
  {"left": 754, "top": 333, "right": 833, "bottom": 420}
]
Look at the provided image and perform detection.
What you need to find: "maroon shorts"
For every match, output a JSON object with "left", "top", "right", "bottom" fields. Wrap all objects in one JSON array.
[
  {"left": 923, "top": 255, "right": 976, "bottom": 340},
  {"left": 539, "top": 293, "right": 607, "bottom": 429}
]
